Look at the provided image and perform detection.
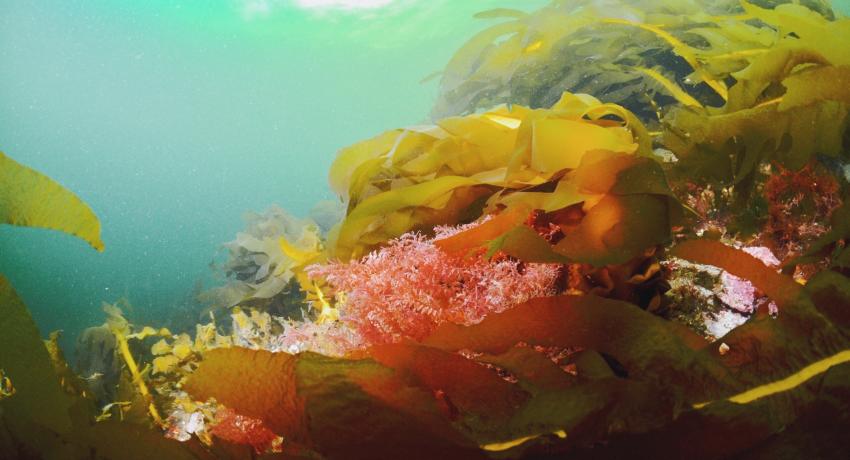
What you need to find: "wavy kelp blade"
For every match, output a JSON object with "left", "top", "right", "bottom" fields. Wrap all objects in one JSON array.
[
  {"left": 739, "top": 0, "right": 850, "bottom": 65},
  {"left": 0, "top": 152, "right": 104, "bottom": 251},
  {"left": 530, "top": 118, "right": 636, "bottom": 174},
  {"left": 182, "top": 281, "right": 850, "bottom": 457},
  {"left": 0, "top": 276, "right": 73, "bottom": 438},
  {"left": 553, "top": 194, "right": 671, "bottom": 267},
  {"left": 778, "top": 65, "right": 850, "bottom": 110},
  {"left": 434, "top": 204, "right": 529, "bottom": 255},
  {"left": 600, "top": 18, "right": 728, "bottom": 101},
  {"left": 334, "top": 176, "right": 480, "bottom": 259},
  {"left": 476, "top": 346, "right": 576, "bottom": 391},
  {"left": 671, "top": 239, "right": 803, "bottom": 307},
  {"left": 367, "top": 344, "right": 528, "bottom": 421},
  {"left": 328, "top": 130, "right": 400, "bottom": 197},
  {"left": 634, "top": 67, "right": 703, "bottom": 108},
  {"left": 546, "top": 373, "right": 850, "bottom": 460},
  {"left": 186, "top": 348, "right": 484, "bottom": 459},
  {"left": 492, "top": 225, "right": 572, "bottom": 264},
  {"left": 665, "top": 92, "right": 847, "bottom": 179},
  {"left": 424, "top": 295, "right": 707, "bottom": 378},
  {"left": 184, "top": 347, "right": 304, "bottom": 439},
  {"left": 571, "top": 151, "right": 671, "bottom": 196},
  {"left": 805, "top": 270, "right": 850, "bottom": 335}
]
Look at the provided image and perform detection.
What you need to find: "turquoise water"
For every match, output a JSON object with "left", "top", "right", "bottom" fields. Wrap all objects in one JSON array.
[
  {"left": 0, "top": 0, "right": 547, "bottom": 356},
  {"left": 1, "top": 0, "right": 848, "bottom": 358}
]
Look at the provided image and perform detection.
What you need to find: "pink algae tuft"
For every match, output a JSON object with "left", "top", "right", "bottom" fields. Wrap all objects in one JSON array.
[{"left": 307, "top": 221, "right": 560, "bottom": 345}]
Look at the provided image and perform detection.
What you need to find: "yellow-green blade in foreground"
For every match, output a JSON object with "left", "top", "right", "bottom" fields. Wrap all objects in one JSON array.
[{"left": 0, "top": 151, "right": 104, "bottom": 251}]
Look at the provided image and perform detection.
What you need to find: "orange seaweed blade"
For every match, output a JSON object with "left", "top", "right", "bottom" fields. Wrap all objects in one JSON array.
[{"left": 434, "top": 205, "right": 529, "bottom": 255}]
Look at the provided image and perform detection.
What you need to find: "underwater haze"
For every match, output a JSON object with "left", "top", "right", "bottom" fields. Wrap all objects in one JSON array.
[
  {"left": 5, "top": 0, "right": 850, "bottom": 458},
  {"left": 0, "top": 0, "right": 547, "bottom": 356}
]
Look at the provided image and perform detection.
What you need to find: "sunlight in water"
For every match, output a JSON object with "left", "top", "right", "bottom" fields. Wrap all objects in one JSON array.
[
  {"left": 294, "top": 0, "right": 394, "bottom": 8},
  {"left": 241, "top": 0, "right": 396, "bottom": 19}
]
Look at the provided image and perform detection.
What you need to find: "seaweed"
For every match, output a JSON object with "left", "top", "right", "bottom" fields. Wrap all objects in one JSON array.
[
  {"left": 661, "top": 2, "right": 850, "bottom": 237},
  {"left": 328, "top": 91, "right": 672, "bottom": 263},
  {"left": 180, "top": 248, "right": 850, "bottom": 458},
  {"left": 8, "top": 0, "right": 850, "bottom": 458},
  {"left": 0, "top": 153, "right": 209, "bottom": 458},
  {"left": 432, "top": 0, "right": 835, "bottom": 121},
  {"left": 0, "top": 151, "right": 103, "bottom": 251},
  {"left": 200, "top": 205, "right": 328, "bottom": 317}
]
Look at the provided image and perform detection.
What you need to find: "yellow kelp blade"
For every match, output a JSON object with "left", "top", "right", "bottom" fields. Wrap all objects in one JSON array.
[
  {"left": 694, "top": 349, "right": 850, "bottom": 409},
  {"left": 602, "top": 18, "right": 728, "bottom": 101},
  {"left": 278, "top": 235, "right": 320, "bottom": 265},
  {"left": 531, "top": 118, "right": 637, "bottom": 173},
  {"left": 481, "top": 430, "right": 567, "bottom": 452},
  {"left": 635, "top": 67, "right": 703, "bottom": 108},
  {"left": 0, "top": 151, "right": 104, "bottom": 251}
]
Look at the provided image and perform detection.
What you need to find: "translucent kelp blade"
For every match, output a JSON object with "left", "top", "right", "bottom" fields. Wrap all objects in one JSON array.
[
  {"left": 368, "top": 344, "right": 528, "bottom": 419},
  {"left": 530, "top": 119, "right": 636, "bottom": 174},
  {"left": 0, "top": 276, "right": 73, "bottom": 436},
  {"left": 183, "top": 347, "right": 306, "bottom": 440},
  {"left": 334, "top": 176, "right": 479, "bottom": 259},
  {"left": 0, "top": 152, "right": 104, "bottom": 251},
  {"left": 570, "top": 151, "right": 672, "bottom": 196},
  {"left": 600, "top": 17, "right": 728, "bottom": 101},
  {"left": 778, "top": 65, "right": 850, "bottom": 110},
  {"left": 665, "top": 93, "right": 848, "bottom": 179},
  {"left": 473, "top": 8, "right": 528, "bottom": 20},
  {"left": 328, "top": 130, "right": 400, "bottom": 197},
  {"left": 185, "top": 348, "right": 484, "bottom": 459},
  {"left": 740, "top": 0, "right": 850, "bottom": 65},
  {"left": 494, "top": 225, "right": 572, "bottom": 264},
  {"left": 424, "top": 294, "right": 707, "bottom": 377},
  {"left": 476, "top": 346, "right": 577, "bottom": 391},
  {"left": 434, "top": 204, "right": 529, "bottom": 255},
  {"left": 553, "top": 194, "right": 671, "bottom": 267},
  {"left": 671, "top": 239, "right": 803, "bottom": 307}
]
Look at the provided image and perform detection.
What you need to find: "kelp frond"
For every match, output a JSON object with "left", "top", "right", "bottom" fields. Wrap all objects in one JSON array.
[
  {"left": 600, "top": 17, "right": 729, "bottom": 101},
  {"left": 0, "top": 151, "right": 104, "bottom": 251}
]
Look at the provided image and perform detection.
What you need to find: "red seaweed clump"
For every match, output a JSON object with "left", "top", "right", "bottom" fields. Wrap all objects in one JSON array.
[
  {"left": 307, "top": 221, "right": 560, "bottom": 345},
  {"left": 209, "top": 407, "right": 282, "bottom": 454},
  {"left": 764, "top": 162, "right": 841, "bottom": 261}
]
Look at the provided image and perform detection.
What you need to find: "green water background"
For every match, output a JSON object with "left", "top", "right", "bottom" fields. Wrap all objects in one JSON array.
[{"left": 1, "top": 0, "right": 849, "bottom": 358}]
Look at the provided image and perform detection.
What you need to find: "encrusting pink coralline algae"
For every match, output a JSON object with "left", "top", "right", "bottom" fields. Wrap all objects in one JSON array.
[{"left": 307, "top": 221, "right": 561, "bottom": 345}]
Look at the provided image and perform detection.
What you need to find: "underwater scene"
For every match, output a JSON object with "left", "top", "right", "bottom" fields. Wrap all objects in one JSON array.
[{"left": 3, "top": 0, "right": 850, "bottom": 458}]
